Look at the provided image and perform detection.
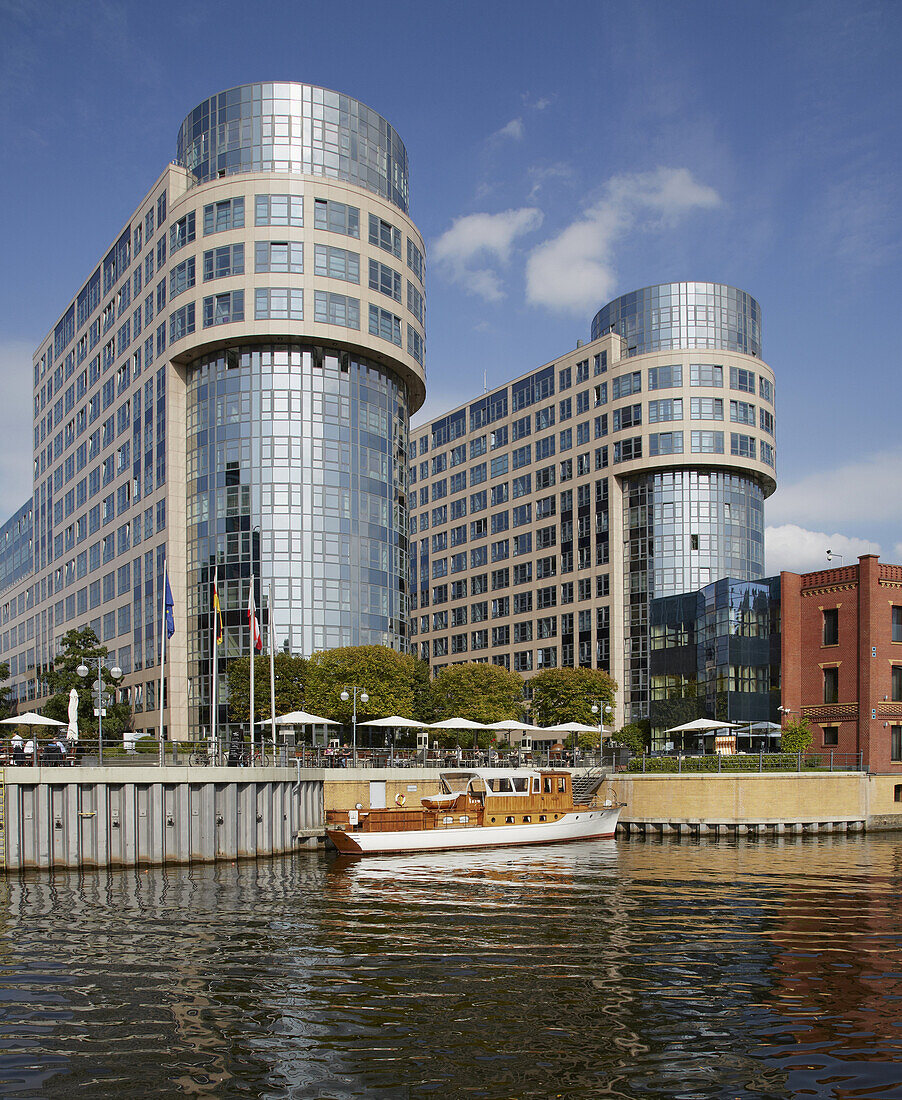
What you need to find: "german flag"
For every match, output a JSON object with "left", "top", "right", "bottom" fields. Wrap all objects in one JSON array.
[{"left": 213, "top": 569, "right": 224, "bottom": 645}]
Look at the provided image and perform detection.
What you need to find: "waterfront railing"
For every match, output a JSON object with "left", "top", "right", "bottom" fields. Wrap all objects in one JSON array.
[{"left": 626, "top": 751, "right": 865, "bottom": 774}]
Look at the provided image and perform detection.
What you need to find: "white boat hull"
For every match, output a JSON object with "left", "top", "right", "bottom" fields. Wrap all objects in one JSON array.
[{"left": 328, "top": 806, "right": 621, "bottom": 855}]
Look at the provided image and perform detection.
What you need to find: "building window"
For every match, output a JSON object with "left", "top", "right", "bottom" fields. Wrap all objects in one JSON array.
[
  {"left": 314, "top": 291, "right": 360, "bottom": 329},
  {"left": 169, "top": 258, "right": 195, "bottom": 298},
  {"left": 368, "top": 305, "right": 402, "bottom": 346},
  {"left": 203, "top": 243, "right": 244, "bottom": 281},
  {"left": 202, "top": 291, "right": 245, "bottom": 327},
  {"left": 368, "top": 259, "right": 402, "bottom": 302},
  {"left": 255, "top": 288, "right": 303, "bottom": 320},
  {"left": 203, "top": 197, "right": 244, "bottom": 234},
  {"left": 730, "top": 433, "right": 756, "bottom": 459},
  {"left": 649, "top": 431, "right": 683, "bottom": 456},
  {"left": 691, "top": 430, "right": 724, "bottom": 454},
  {"left": 648, "top": 364, "right": 682, "bottom": 390},
  {"left": 823, "top": 726, "right": 839, "bottom": 747},
  {"left": 168, "top": 303, "right": 195, "bottom": 343},
  {"left": 823, "top": 608, "right": 839, "bottom": 646},
  {"left": 368, "top": 213, "right": 402, "bottom": 258},
  {"left": 255, "top": 194, "right": 303, "bottom": 226},
  {"left": 690, "top": 397, "right": 724, "bottom": 420},
  {"left": 893, "top": 606, "right": 902, "bottom": 643},
  {"left": 690, "top": 364, "right": 723, "bottom": 387},
  {"left": 893, "top": 727, "right": 902, "bottom": 764},
  {"left": 169, "top": 211, "right": 196, "bottom": 253},
  {"left": 894, "top": 666, "right": 902, "bottom": 702},
  {"left": 730, "top": 366, "right": 756, "bottom": 393},
  {"left": 823, "top": 666, "right": 839, "bottom": 704},
  {"left": 314, "top": 198, "right": 359, "bottom": 237},
  {"left": 257, "top": 241, "right": 304, "bottom": 274},
  {"left": 407, "top": 238, "right": 425, "bottom": 283}
]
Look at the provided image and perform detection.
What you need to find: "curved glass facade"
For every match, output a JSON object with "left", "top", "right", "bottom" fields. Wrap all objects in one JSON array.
[
  {"left": 591, "top": 283, "right": 761, "bottom": 357},
  {"left": 185, "top": 344, "right": 410, "bottom": 735},
  {"left": 176, "top": 83, "right": 410, "bottom": 212}
]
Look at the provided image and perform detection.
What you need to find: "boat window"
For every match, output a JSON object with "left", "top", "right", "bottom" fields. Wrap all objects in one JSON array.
[
  {"left": 523, "top": 815, "right": 531, "bottom": 823},
  {"left": 512, "top": 778, "right": 529, "bottom": 793},
  {"left": 505, "top": 816, "right": 515, "bottom": 824},
  {"left": 533, "top": 778, "right": 540, "bottom": 793},
  {"left": 489, "top": 777, "right": 514, "bottom": 793},
  {"left": 460, "top": 815, "right": 469, "bottom": 823},
  {"left": 543, "top": 778, "right": 552, "bottom": 793},
  {"left": 539, "top": 815, "right": 546, "bottom": 822},
  {"left": 558, "top": 778, "right": 567, "bottom": 793},
  {"left": 442, "top": 816, "right": 453, "bottom": 824}
]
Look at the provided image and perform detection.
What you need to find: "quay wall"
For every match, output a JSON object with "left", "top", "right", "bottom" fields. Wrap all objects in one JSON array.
[
  {"left": 607, "top": 771, "right": 902, "bottom": 833},
  {"left": 0, "top": 766, "right": 324, "bottom": 871}
]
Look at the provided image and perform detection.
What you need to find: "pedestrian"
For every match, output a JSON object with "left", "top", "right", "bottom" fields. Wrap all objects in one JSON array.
[
  {"left": 11, "top": 732, "right": 24, "bottom": 766},
  {"left": 24, "top": 738, "right": 35, "bottom": 763}
]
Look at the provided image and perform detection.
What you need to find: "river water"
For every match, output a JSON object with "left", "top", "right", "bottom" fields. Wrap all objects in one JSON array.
[{"left": 3, "top": 834, "right": 902, "bottom": 1099}]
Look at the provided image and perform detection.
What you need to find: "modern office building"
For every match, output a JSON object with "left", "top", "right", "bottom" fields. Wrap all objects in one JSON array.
[
  {"left": 409, "top": 283, "right": 777, "bottom": 724},
  {"left": 0, "top": 82, "right": 426, "bottom": 740}
]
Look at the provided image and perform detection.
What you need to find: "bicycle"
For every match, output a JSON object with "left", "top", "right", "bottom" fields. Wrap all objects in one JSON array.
[{"left": 189, "top": 748, "right": 213, "bottom": 766}]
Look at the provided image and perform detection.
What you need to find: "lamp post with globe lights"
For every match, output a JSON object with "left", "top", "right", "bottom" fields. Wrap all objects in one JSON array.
[
  {"left": 340, "top": 686, "right": 369, "bottom": 766},
  {"left": 591, "top": 701, "right": 614, "bottom": 762},
  {"left": 77, "top": 657, "right": 122, "bottom": 765}
]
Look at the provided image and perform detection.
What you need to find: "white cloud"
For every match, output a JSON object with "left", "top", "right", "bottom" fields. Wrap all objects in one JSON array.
[
  {"left": 0, "top": 338, "right": 36, "bottom": 519},
  {"left": 525, "top": 167, "right": 722, "bottom": 315},
  {"left": 767, "top": 449, "right": 902, "bottom": 528},
  {"left": 765, "top": 525, "right": 879, "bottom": 575},
  {"left": 491, "top": 117, "right": 524, "bottom": 142},
  {"left": 433, "top": 207, "right": 544, "bottom": 302},
  {"left": 527, "top": 162, "right": 575, "bottom": 200}
]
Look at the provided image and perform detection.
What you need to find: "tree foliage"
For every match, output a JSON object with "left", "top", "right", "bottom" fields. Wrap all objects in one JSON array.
[
  {"left": 43, "top": 628, "right": 132, "bottom": 740},
  {"left": 0, "top": 660, "right": 11, "bottom": 720},
  {"left": 613, "top": 721, "right": 649, "bottom": 754},
  {"left": 781, "top": 716, "right": 813, "bottom": 754},
  {"left": 429, "top": 662, "right": 524, "bottom": 725},
  {"left": 303, "top": 645, "right": 422, "bottom": 724},
  {"left": 528, "top": 667, "right": 617, "bottom": 727},
  {"left": 227, "top": 653, "right": 308, "bottom": 723}
]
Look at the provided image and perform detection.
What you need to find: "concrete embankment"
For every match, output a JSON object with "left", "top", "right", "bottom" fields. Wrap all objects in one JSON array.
[
  {"left": 0, "top": 766, "right": 324, "bottom": 871},
  {"left": 607, "top": 771, "right": 902, "bottom": 836}
]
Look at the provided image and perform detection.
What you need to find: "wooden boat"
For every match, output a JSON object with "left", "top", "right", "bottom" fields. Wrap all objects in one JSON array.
[{"left": 326, "top": 769, "right": 623, "bottom": 855}]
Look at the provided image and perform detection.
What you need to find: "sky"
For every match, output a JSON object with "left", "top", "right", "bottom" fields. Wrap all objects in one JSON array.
[{"left": 0, "top": 0, "right": 900, "bottom": 574}]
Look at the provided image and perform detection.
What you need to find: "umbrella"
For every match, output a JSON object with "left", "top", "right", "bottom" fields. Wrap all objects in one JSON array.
[
  {"left": 268, "top": 710, "right": 338, "bottom": 725},
  {"left": 0, "top": 712, "right": 66, "bottom": 726},
  {"left": 483, "top": 720, "right": 543, "bottom": 731},
  {"left": 541, "top": 721, "right": 603, "bottom": 733},
  {"left": 67, "top": 688, "right": 80, "bottom": 742},
  {"left": 429, "top": 717, "right": 490, "bottom": 729},
  {"left": 663, "top": 718, "right": 743, "bottom": 733},
  {"left": 360, "top": 716, "right": 430, "bottom": 728}
]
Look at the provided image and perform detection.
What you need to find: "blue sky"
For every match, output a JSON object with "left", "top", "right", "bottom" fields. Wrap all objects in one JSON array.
[{"left": 1, "top": 0, "right": 900, "bottom": 572}]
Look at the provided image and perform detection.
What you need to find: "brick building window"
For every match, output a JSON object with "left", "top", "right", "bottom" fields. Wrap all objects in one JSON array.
[
  {"left": 893, "top": 727, "right": 902, "bottom": 763},
  {"left": 823, "top": 726, "right": 838, "bottom": 746},
  {"left": 893, "top": 606, "right": 902, "bottom": 643},
  {"left": 893, "top": 666, "right": 902, "bottom": 702},
  {"left": 823, "top": 667, "right": 839, "bottom": 704},
  {"left": 823, "top": 608, "right": 839, "bottom": 646}
]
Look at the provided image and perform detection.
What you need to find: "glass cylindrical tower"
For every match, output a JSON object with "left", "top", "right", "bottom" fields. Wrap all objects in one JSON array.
[
  {"left": 166, "top": 82, "right": 426, "bottom": 739},
  {"left": 594, "top": 283, "right": 775, "bottom": 721}
]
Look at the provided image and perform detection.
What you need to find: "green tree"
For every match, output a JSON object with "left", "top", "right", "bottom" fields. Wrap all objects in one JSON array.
[
  {"left": 613, "top": 721, "right": 649, "bottom": 754},
  {"left": 529, "top": 667, "right": 617, "bottom": 727},
  {"left": 430, "top": 663, "right": 523, "bottom": 724},
  {"left": 44, "top": 628, "right": 133, "bottom": 741},
  {"left": 0, "top": 660, "right": 11, "bottom": 720},
  {"left": 304, "top": 645, "right": 422, "bottom": 725},
  {"left": 227, "top": 652, "right": 308, "bottom": 723},
  {"left": 781, "top": 716, "right": 813, "bottom": 754}
]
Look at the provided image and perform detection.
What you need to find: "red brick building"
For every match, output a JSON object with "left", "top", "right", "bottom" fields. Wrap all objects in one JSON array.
[{"left": 781, "top": 555, "right": 902, "bottom": 771}]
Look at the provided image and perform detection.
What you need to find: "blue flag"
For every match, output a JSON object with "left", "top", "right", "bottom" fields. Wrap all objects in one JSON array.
[{"left": 164, "top": 572, "right": 175, "bottom": 638}]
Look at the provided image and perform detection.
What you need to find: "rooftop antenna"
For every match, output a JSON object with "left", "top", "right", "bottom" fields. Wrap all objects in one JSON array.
[{"left": 483, "top": 370, "right": 487, "bottom": 394}]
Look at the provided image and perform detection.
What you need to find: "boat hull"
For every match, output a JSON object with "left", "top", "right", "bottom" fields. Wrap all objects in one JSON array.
[{"left": 327, "top": 807, "right": 621, "bottom": 855}]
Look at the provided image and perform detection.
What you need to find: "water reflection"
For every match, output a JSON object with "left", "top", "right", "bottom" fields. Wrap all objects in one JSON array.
[{"left": 1, "top": 836, "right": 902, "bottom": 1097}]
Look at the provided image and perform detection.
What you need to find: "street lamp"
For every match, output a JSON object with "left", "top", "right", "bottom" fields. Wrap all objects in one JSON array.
[
  {"left": 826, "top": 550, "right": 844, "bottom": 565},
  {"left": 77, "top": 656, "right": 123, "bottom": 765},
  {"left": 340, "top": 686, "right": 369, "bottom": 766},
  {"left": 591, "top": 701, "right": 614, "bottom": 760}
]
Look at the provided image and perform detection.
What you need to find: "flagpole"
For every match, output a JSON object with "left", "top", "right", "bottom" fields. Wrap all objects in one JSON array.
[
  {"left": 249, "top": 573, "right": 255, "bottom": 766},
  {"left": 269, "top": 577, "right": 276, "bottom": 766},
  {"left": 159, "top": 561, "right": 167, "bottom": 767}
]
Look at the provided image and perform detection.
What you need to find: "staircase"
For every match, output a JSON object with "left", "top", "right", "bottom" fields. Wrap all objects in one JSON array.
[{"left": 572, "top": 768, "right": 607, "bottom": 805}]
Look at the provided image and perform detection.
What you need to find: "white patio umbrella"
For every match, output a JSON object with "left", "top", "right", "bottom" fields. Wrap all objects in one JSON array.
[
  {"left": 360, "top": 716, "right": 431, "bottom": 728},
  {"left": 66, "top": 688, "right": 80, "bottom": 742},
  {"left": 483, "top": 719, "right": 542, "bottom": 731},
  {"left": 269, "top": 710, "right": 338, "bottom": 725},
  {"left": 0, "top": 712, "right": 66, "bottom": 726},
  {"left": 429, "top": 717, "right": 490, "bottom": 729},
  {"left": 663, "top": 718, "right": 742, "bottom": 733},
  {"left": 541, "top": 721, "right": 604, "bottom": 734}
]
